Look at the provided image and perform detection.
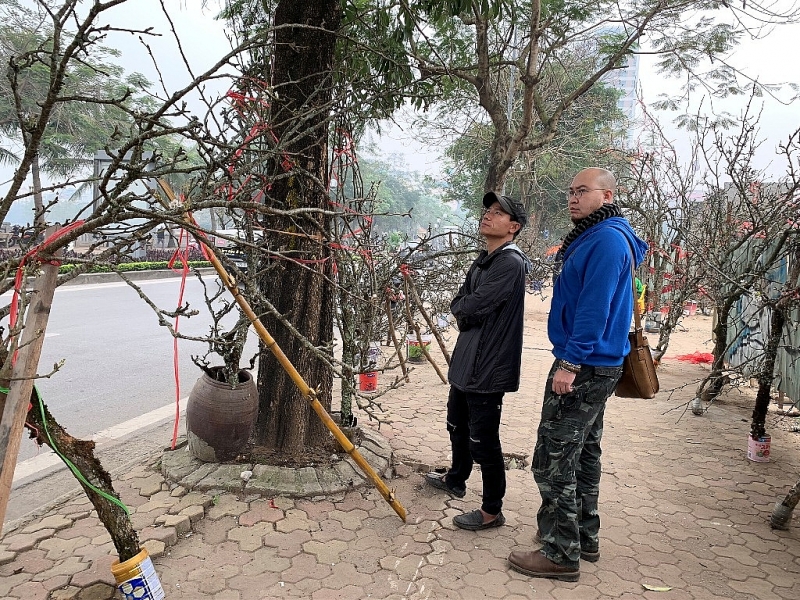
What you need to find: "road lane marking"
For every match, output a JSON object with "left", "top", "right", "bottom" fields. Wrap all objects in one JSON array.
[{"left": 13, "top": 399, "right": 187, "bottom": 484}]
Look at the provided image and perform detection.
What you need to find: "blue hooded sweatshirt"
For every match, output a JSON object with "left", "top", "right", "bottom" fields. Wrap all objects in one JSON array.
[{"left": 548, "top": 217, "right": 648, "bottom": 367}]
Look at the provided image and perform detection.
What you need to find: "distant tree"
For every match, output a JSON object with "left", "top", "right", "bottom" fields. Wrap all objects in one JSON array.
[
  {"left": 401, "top": 0, "right": 800, "bottom": 194},
  {"left": 0, "top": 0, "right": 162, "bottom": 227},
  {"left": 356, "top": 155, "right": 454, "bottom": 237},
  {"left": 439, "top": 59, "right": 626, "bottom": 230}
]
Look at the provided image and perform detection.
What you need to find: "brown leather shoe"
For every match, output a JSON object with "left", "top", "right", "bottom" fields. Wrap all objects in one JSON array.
[
  {"left": 534, "top": 530, "right": 600, "bottom": 562},
  {"left": 508, "top": 550, "right": 580, "bottom": 581}
]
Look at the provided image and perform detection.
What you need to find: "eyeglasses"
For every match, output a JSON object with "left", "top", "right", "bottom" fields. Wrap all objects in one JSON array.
[
  {"left": 566, "top": 188, "right": 608, "bottom": 199},
  {"left": 481, "top": 208, "right": 508, "bottom": 218}
]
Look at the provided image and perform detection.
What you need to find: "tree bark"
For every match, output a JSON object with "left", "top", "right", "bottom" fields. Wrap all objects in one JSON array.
[
  {"left": 255, "top": 0, "right": 341, "bottom": 453},
  {"left": 750, "top": 306, "right": 785, "bottom": 439},
  {"left": 31, "top": 154, "right": 45, "bottom": 227},
  {"left": 771, "top": 477, "right": 800, "bottom": 530},
  {"left": 700, "top": 297, "right": 736, "bottom": 403},
  {"left": 26, "top": 393, "right": 140, "bottom": 561},
  {"left": 753, "top": 243, "right": 800, "bottom": 438}
]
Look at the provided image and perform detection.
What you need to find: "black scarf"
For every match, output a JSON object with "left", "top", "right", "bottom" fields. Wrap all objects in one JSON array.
[{"left": 553, "top": 203, "right": 622, "bottom": 280}]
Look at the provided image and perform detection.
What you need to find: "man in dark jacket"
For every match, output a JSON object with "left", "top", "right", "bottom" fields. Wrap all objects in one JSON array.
[{"left": 426, "top": 191, "right": 531, "bottom": 531}]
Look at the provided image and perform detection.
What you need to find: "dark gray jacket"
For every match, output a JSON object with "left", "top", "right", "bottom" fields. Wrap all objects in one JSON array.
[{"left": 448, "top": 242, "right": 530, "bottom": 393}]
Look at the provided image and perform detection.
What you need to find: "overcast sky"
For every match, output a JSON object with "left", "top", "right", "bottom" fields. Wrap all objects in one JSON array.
[{"left": 635, "top": 16, "right": 800, "bottom": 179}]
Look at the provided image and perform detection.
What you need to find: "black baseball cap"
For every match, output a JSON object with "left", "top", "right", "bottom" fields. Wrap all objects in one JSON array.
[{"left": 483, "top": 192, "right": 528, "bottom": 229}]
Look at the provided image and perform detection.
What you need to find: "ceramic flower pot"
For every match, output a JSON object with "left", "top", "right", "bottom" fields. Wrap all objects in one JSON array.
[{"left": 186, "top": 367, "right": 258, "bottom": 462}]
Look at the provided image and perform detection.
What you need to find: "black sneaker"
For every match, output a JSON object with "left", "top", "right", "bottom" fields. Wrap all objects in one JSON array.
[{"left": 424, "top": 472, "right": 466, "bottom": 498}]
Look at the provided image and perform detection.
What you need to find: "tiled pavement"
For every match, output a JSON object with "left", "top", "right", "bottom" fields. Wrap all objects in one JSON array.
[{"left": 2, "top": 300, "right": 799, "bottom": 599}]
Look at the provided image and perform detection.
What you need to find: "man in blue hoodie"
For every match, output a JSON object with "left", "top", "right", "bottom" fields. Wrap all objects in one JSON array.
[
  {"left": 508, "top": 168, "right": 648, "bottom": 581},
  {"left": 425, "top": 191, "right": 531, "bottom": 531}
]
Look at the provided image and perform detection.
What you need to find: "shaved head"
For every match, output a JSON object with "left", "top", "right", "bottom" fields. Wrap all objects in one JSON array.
[{"left": 578, "top": 168, "right": 616, "bottom": 192}]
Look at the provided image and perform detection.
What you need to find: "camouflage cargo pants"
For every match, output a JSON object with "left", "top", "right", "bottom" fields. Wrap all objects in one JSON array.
[{"left": 532, "top": 360, "right": 622, "bottom": 568}]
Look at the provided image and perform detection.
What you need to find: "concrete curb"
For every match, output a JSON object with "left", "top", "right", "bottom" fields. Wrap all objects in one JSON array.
[{"left": 162, "top": 428, "right": 394, "bottom": 497}]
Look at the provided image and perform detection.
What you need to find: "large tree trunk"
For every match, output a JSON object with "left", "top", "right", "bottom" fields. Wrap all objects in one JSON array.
[{"left": 255, "top": 0, "right": 341, "bottom": 453}]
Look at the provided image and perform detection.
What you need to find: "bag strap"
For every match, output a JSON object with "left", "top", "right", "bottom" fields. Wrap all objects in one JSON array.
[
  {"left": 629, "top": 258, "right": 641, "bottom": 329},
  {"left": 625, "top": 241, "right": 645, "bottom": 346}
]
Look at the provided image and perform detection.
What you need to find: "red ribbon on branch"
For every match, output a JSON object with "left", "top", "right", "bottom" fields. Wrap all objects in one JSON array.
[
  {"left": 167, "top": 210, "right": 210, "bottom": 450},
  {"left": 9, "top": 221, "right": 85, "bottom": 349}
]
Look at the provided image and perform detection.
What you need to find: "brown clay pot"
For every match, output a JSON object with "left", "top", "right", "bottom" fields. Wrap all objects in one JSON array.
[{"left": 186, "top": 367, "right": 258, "bottom": 462}]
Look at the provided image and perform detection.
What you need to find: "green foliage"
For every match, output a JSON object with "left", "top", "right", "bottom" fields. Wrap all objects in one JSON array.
[
  {"left": 0, "top": 0, "right": 175, "bottom": 179},
  {"left": 221, "top": 0, "right": 435, "bottom": 132},
  {"left": 345, "top": 154, "right": 454, "bottom": 236},
  {"left": 58, "top": 261, "right": 211, "bottom": 275},
  {"left": 442, "top": 69, "right": 627, "bottom": 229}
]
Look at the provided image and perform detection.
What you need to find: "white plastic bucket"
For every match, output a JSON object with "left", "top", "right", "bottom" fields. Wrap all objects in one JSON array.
[
  {"left": 406, "top": 334, "right": 432, "bottom": 362},
  {"left": 747, "top": 434, "right": 771, "bottom": 462},
  {"left": 367, "top": 342, "right": 381, "bottom": 367}
]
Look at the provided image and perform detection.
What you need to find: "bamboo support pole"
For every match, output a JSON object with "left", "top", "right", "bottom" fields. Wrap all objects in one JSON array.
[{"left": 156, "top": 181, "right": 406, "bottom": 522}]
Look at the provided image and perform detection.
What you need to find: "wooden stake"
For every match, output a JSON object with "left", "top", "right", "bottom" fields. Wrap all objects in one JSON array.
[
  {"left": 402, "top": 279, "right": 447, "bottom": 384},
  {"left": 404, "top": 273, "right": 451, "bottom": 366},
  {"left": 0, "top": 246, "right": 59, "bottom": 532},
  {"left": 385, "top": 296, "right": 410, "bottom": 383}
]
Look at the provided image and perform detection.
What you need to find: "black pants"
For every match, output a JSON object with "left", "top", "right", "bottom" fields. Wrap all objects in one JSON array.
[{"left": 446, "top": 386, "right": 506, "bottom": 515}]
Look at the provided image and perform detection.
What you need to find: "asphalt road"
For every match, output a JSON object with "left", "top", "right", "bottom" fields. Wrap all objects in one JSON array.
[{"left": 4, "top": 276, "right": 259, "bottom": 525}]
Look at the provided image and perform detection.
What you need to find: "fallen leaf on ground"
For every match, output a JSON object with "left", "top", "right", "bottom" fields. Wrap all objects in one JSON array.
[{"left": 642, "top": 583, "right": 673, "bottom": 592}]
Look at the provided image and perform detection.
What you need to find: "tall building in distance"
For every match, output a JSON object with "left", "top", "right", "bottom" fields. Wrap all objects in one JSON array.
[
  {"left": 602, "top": 53, "right": 639, "bottom": 148},
  {"left": 596, "top": 28, "right": 640, "bottom": 147},
  {"left": 604, "top": 53, "right": 639, "bottom": 125}
]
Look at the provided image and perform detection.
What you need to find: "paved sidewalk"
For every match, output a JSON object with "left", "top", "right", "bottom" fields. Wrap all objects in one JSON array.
[{"left": 2, "top": 300, "right": 800, "bottom": 599}]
